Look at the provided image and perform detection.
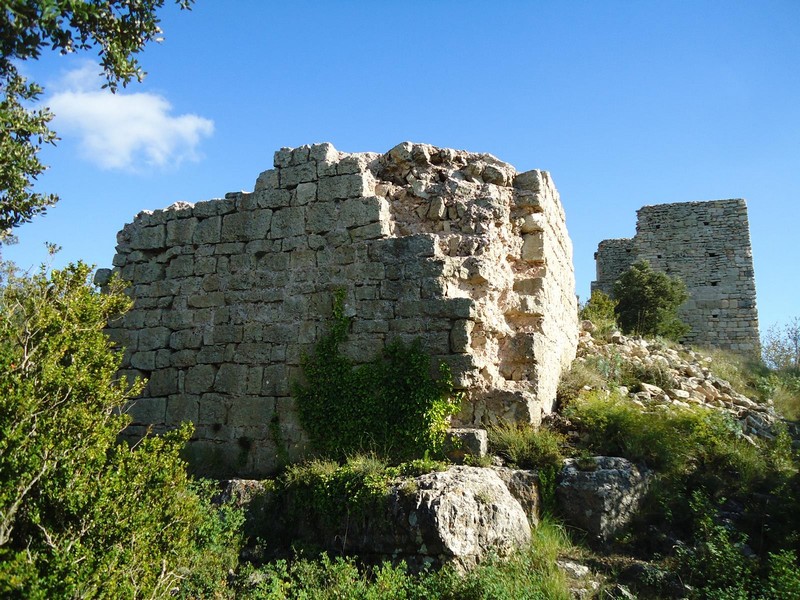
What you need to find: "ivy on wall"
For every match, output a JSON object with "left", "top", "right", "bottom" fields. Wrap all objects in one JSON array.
[{"left": 293, "top": 290, "right": 460, "bottom": 462}]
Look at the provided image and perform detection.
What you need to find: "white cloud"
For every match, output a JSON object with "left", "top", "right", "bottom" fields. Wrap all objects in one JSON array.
[{"left": 47, "top": 62, "right": 214, "bottom": 171}]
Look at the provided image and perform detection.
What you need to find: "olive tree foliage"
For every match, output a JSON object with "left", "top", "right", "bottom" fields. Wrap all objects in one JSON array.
[
  {"left": 0, "top": 0, "right": 193, "bottom": 237},
  {"left": 612, "top": 260, "right": 690, "bottom": 340},
  {"left": 0, "top": 262, "right": 242, "bottom": 598},
  {"left": 762, "top": 317, "right": 800, "bottom": 373}
]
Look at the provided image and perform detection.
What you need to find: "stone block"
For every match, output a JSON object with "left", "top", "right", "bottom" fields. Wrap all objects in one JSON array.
[
  {"left": 306, "top": 202, "right": 338, "bottom": 233},
  {"left": 166, "top": 255, "right": 195, "bottom": 278},
  {"left": 340, "top": 196, "right": 384, "bottom": 228},
  {"left": 215, "top": 363, "right": 248, "bottom": 395},
  {"left": 229, "top": 397, "right": 273, "bottom": 427},
  {"left": 169, "top": 329, "right": 203, "bottom": 350},
  {"left": 280, "top": 162, "right": 316, "bottom": 188},
  {"left": 222, "top": 209, "right": 272, "bottom": 242},
  {"left": 295, "top": 182, "right": 317, "bottom": 205},
  {"left": 130, "top": 225, "right": 166, "bottom": 250},
  {"left": 127, "top": 397, "right": 166, "bottom": 425},
  {"left": 194, "top": 216, "right": 222, "bottom": 244},
  {"left": 317, "top": 173, "right": 374, "bottom": 201},
  {"left": 185, "top": 364, "right": 217, "bottom": 394},
  {"left": 254, "top": 168, "right": 278, "bottom": 191},
  {"left": 148, "top": 368, "right": 178, "bottom": 396},
  {"left": 130, "top": 351, "right": 156, "bottom": 371},
  {"left": 269, "top": 206, "right": 305, "bottom": 239},
  {"left": 188, "top": 292, "right": 226, "bottom": 308},
  {"left": 138, "top": 327, "right": 171, "bottom": 351},
  {"left": 166, "top": 217, "right": 198, "bottom": 246},
  {"left": 166, "top": 394, "right": 199, "bottom": 424},
  {"left": 450, "top": 320, "right": 474, "bottom": 353}
]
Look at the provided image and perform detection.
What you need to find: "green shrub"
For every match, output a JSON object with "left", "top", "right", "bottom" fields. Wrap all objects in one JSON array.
[
  {"left": 579, "top": 289, "right": 618, "bottom": 337},
  {"left": 675, "top": 492, "right": 754, "bottom": 599},
  {"left": 294, "top": 290, "right": 460, "bottom": 462},
  {"left": 556, "top": 359, "right": 609, "bottom": 403},
  {"left": 0, "top": 263, "right": 242, "bottom": 598},
  {"left": 613, "top": 260, "right": 690, "bottom": 340},
  {"left": 488, "top": 423, "right": 565, "bottom": 471}
]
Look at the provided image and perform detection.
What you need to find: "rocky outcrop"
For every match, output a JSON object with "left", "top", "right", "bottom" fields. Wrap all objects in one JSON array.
[
  {"left": 556, "top": 456, "right": 652, "bottom": 546},
  {"left": 103, "top": 141, "right": 578, "bottom": 477},
  {"left": 576, "top": 326, "right": 793, "bottom": 443}
]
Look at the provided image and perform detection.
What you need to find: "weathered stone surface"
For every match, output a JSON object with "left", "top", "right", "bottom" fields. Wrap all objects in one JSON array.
[
  {"left": 492, "top": 467, "right": 541, "bottom": 525},
  {"left": 592, "top": 199, "right": 760, "bottom": 353},
  {"left": 443, "top": 427, "right": 488, "bottom": 464},
  {"left": 556, "top": 456, "right": 652, "bottom": 545},
  {"left": 107, "top": 142, "right": 578, "bottom": 477}
]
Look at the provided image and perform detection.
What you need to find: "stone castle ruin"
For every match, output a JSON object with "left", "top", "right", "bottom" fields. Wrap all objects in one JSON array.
[
  {"left": 592, "top": 199, "right": 759, "bottom": 353},
  {"left": 102, "top": 142, "right": 578, "bottom": 477}
]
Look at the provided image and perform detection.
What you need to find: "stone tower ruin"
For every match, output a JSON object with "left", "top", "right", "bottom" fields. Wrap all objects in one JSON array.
[
  {"left": 102, "top": 142, "right": 578, "bottom": 477},
  {"left": 592, "top": 199, "right": 759, "bottom": 353}
]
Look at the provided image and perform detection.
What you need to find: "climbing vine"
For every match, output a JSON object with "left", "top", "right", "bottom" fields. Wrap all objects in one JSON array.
[{"left": 293, "top": 290, "right": 461, "bottom": 462}]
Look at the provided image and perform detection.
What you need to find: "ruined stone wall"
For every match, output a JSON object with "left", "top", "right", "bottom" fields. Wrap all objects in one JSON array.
[
  {"left": 104, "top": 142, "right": 578, "bottom": 477},
  {"left": 592, "top": 199, "right": 759, "bottom": 353}
]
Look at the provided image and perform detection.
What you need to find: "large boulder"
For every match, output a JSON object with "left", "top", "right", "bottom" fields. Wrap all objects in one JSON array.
[
  {"left": 556, "top": 456, "right": 651, "bottom": 545},
  {"left": 382, "top": 466, "right": 532, "bottom": 569}
]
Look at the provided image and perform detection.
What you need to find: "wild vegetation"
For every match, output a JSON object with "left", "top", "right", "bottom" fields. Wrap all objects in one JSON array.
[{"left": 2, "top": 269, "right": 799, "bottom": 598}]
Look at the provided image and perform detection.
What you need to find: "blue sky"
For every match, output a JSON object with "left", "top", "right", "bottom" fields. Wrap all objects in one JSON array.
[{"left": 5, "top": 0, "right": 799, "bottom": 332}]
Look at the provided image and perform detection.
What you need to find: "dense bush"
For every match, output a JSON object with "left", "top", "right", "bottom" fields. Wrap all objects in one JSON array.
[
  {"left": 578, "top": 289, "right": 618, "bottom": 336},
  {"left": 0, "top": 263, "right": 242, "bottom": 598},
  {"left": 294, "top": 291, "right": 460, "bottom": 462},
  {"left": 613, "top": 260, "right": 690, "bottom": 340}
]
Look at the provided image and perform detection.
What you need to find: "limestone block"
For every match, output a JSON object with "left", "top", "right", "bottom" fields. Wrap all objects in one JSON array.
[
  {"left": 521, "top": 233, "right": 545, "bottom": 262},
  {"left": 269, "top": 206, "right": 305, "bottom": 239},
  {"left": 229, "top": 397, "right": 273, "bottom": 427},
  {"left": 254, "top": 168, "right": 278, "bottom": 192},
  {"left": 280, "top": 162, "right": 316, "bottom": 188},
  {"left": 166, "top": 217, "right": 198, "bottom": 246},
  {"left": 194, "top": 216, "right": 222, "bottom": 244},
  {"left": 340, "top": 196, "right": 385, "bottom": 228},
  {"left": 222, "top": 209, "right": 272, "bottom": 242},
  {"left": 188, "top": 292, "right": 225, "bottom": 308},
  {"left": 305, "top": 201, "right": 338, "bottom": 234},
  {"left": 138, "top": 327, "right": 171, "bottom": 351},
  {"left": 492, "top": 467, "right": 541, "bottom": 525},
  {"left": 295, "top": 182, "right": 317, "bottom": 205},
  {"left": 128, "top": 225, "right": 165, "bottom": 250},
  {"left": 514, "top": 170, "right": 544, "bottom": 192},
  {"left": 166, "top": 394, "right": 199, "bottom": 424},
  {"left": 557, "top": 457, "right": 652, "bottom": 546},
  {"left": 148, "top": 368, "right": 179, "bottom": 396},
  {"left": 185, "top": 364, "right": 217, "bottom": 394},
  {"left": 450, "top": 320, "right": 474, "bottom": 353},
  {"left": 350, "top": 221, "right": 390, "bottom": 241},
  {"left": 317, "top": 173, "right": 375, "bottom": 201},
  {"left": 215, "top": 364, "right": 248, "bottom": 395},
  {"left": 127, "top": 397, "right": 166, "bottom": 424}
]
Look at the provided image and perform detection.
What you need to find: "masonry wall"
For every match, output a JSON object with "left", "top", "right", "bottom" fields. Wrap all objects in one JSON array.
[
  {"left": 592, "top": 199, "right": 759, "bottom": 353},
  {"left": 103, "top": 142, "right": 578, "bottom": 478}
]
